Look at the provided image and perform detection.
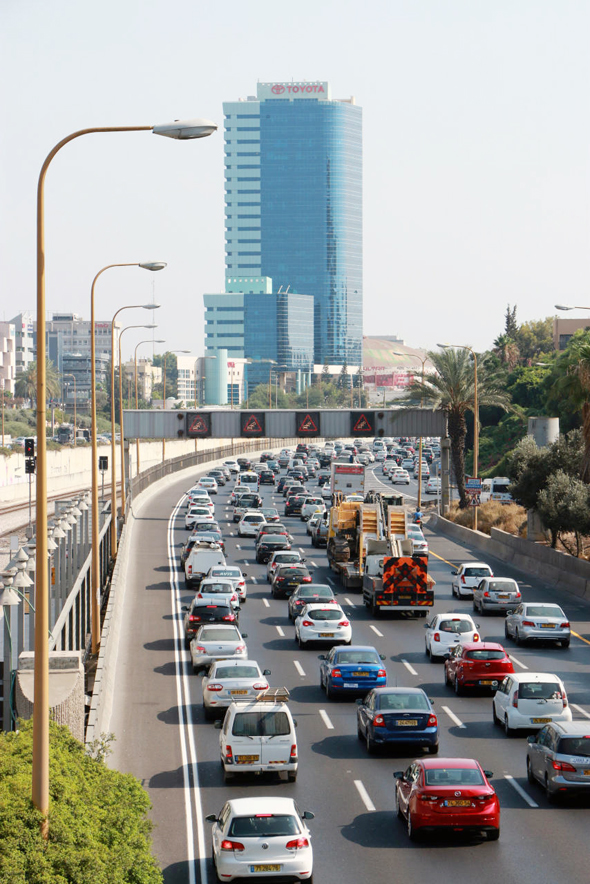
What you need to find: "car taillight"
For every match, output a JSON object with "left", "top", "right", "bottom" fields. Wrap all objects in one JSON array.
[
  {"left": 277, "top": 577, "right": 285, "bottom": 583},
  {"left": 302, "top": 576, "right": 312, "bottom": 582},
  {"left": 286, "top": 838, "right": 309, "bottom": 850},
  {"left": 522, "top": 620, "right": 535, "bottom": 627},
  {"left": 418, "top": 793, "right": 438, "bottom": 802},
  {"left": 252, "top": 683, "right": 268, "bottom": 691},
  {"left": 339, "top": 620, "right": 350, "bottom": 627},
  {"left": 188, "top": 615, "right": 201, "bottom": 622},
  {"left": 427, "top": 714, "right": 437, "bottom": 727},
  {"left": 512, "top": 689, "right": 519, "bottom": 708},
  {"left": 560, "top": 622, "right": 570, "bottom": 628},
  {"left": 221, "top": 840, "right": 244, "bottom": 852},
  {"left": 231, "top": 594, "right": 237, "bottom": 602},
  {"left": 302, "top": 620, "right": 313, "bottom": 627},
  {"left": 238, "top": 581, "right": 245, "bottom": 588},
  {"left": 207, "top": 684, "right": 223, "bottom": 692},
  {"left": 483, "top": 591, "right": 490, "bottom": 597},
  {"left": 225, "top": 745, "right": 232, "bottom": 760},
  {"left": 235, "top": 645, "right": 245, "bottom": 653},
  {"left": 461, "top": 575, "right": 466, "bottom": 584},
  {"left": 195, "top": 646, "right": 207, "bottom": 653},
  {"left": 196, "top": 592, "right": 202, "bottom": 599},
  {"left": 187, "top": 566, "right": 192, "bottom": 574},
  {"left": 373, "top": 714, "right": 386, "bottom": 728},
  {"left": 515, "top": 592, "right": 521, "bottom": 598},
  {"left": 552, "top": 760, "right": 577, "bottom": 772},
  {"left": 473, "top": 633, "right": 480, "bottom": 642},
  {"left": 563, "top": 692, "right": 568, "bottom": 708},
  {"left": 222, "top": 615, "right": 235, "bottom": 621},
  {"left": 331, "top": 668, "right": 342, "bottom": 678},
  {"left": 433, "top": 633, "right": 440, "bottom": 642},
  {"left": 377, "top": 669, "right": 387, "bottom": 678},
  {"left": 290, "top": 743, "right": 297, "bottom": 758}
]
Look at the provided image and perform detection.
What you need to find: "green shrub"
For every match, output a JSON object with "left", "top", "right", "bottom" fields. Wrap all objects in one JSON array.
[{"left": 0, "top": 719, "right": 162, "bottom": 884}]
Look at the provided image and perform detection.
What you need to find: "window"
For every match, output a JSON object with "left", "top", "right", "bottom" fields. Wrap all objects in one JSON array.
[
  {"left": 238, "top": 202, "right": 260, "bottom": 206},
  {"left": 237, "top": 139, "right": 260, "bottom": 144},
  {"left": 238, "top": 251, "right": 261, "bottom": 256},
  {"left": 237, "top": 114, "right": 259, "bottom": 119},
  {"left": 238, "top": 190, "right": 261, "bottom": 194},
  {"left": 237, "top": 126, "right": 260, "bottom": 131},
  {"left": 237, "top": 151, "right": 260, "bottom": 156},
  {"left": 238, "top": 227, "right": 261, "bottom": 231},
  {"left": 237, "top": 177, "right": 261, "bottom": 181},
  {"left": 232, "top": 710, "right": 290, "bottom": 736},
  {"left": 238, "top": 214, "right": 261, "bottom": 219},
  {"left": 238, "top": 240, "right": 260, "bottom": 244},
  {"left": 238, "top": 264, "right": 261, "bottom": 269}
]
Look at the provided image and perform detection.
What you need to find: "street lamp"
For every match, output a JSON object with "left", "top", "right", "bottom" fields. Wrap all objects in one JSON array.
[
  {"left": 438, "top": 343, "right": 479, "bottom": 530},
  {"left": 134, "top": 339, "right": 165, "bottom": 471},
  {"left": 110, "top": 300, "right": 162, "bottom": 555},
  {"left": 162, "top": 350, "right": 190, "bottom": 460},
  {"left": 393, "top": 351, "right": 428, "bottom": 507},
  {"left": 555, "top": 304, "right": 590, "bottom": 311}
]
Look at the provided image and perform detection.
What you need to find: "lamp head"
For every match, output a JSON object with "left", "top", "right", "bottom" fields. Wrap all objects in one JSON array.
[
  {"left": 152, "top": 118, "right": 218, "bottom": 140},
  {"left": 139, "top": 262, "right": 167, "bottom": 272},
  {"left": 555, "top": 305, "right": 573, "bottom": 311},
  {"left": 142, "top": 304, "right": 161, "bottom": 310}
]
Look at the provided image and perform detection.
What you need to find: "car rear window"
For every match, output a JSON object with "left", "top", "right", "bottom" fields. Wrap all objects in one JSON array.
[
  {"left": 308, "top": 609, "right": 341, "bottom": 621},
  {"left": 425, "top": 768, "right": 484, "bottom": 786},
  {"left": 525, "top": 606, "right": 563, "bottom": 617},
  {"left": 465, "top": 650, "right": 505, "bottom": 661},
  {"left": 557, "top": 738, "right": 590, "bottom": 757},
  {"left": 229, "top": 815, "right": 299, "bottom": 837},
  {"left": 488, "top": 581, "right": 518, "bottom": 592},
  {"left": 519, "top": 682, "right": 563, "bottom": 700},
  {"left": 464, "top": 568, "right": 491, "bottom": 577},
  {"left": 199, "top": 627, "right": 240, "bottom": 642},
  {"left": 274, "top": 555, "right": 300, "bottom": 564},
  {"left": 438, "top": 620, "right": 473, "bottom": 634},
  {"left": 281, "top": 568, "right": 307, "bottom": 577},
  {"left": 211, "top": 569, "right": 240, "bottom": 578},
  {"left": 232, "top": 710, "right": 291, "bottom": 736},
  {"left": 379, "top": 693, "right": 429, "bottom": 711},
  {"left": 337, "top": 651, "right": 379, "bottom": 665},
  {"left": 201, "top": 583, "right": 233, "bottom": 594},
  {"left": 215, "top": 666, "right": 259, "bottom": 679}
]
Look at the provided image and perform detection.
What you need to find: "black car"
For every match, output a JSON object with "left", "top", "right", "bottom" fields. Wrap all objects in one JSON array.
[
  {"left": 259, "top": 451, "right": 273, "bottom": 462},
  {"left": 271, "top": 565, "right": 313, "bottom": 598},
  {"left": 259, "top": 469, "right": 276, "bottom": 485},
  {"left": 256, "top": 536, "right": 291, "bottom": 564},
  {"left": 317, "top": 469, "right": 331, "bottom": 487},
  {"left": 287, "top": 583, "right": 336, "bottom": 621},
  {"left": 285, "top": 493, "right": 309, "bottom": 516},
  {"left": 182, "top": 600, "right": 237, "bottom": 646},
  {"left": 284, "top": 483, "right": 306, "bottom": 499},
  {"left": 266, "top": 459, "right": 280, "bottom": 474},
  {"left": 237, "top": 457, "right": 252, "bottom": 472},
  {"left": 277, "top": 476, "right": 294, "bottom": 494}
]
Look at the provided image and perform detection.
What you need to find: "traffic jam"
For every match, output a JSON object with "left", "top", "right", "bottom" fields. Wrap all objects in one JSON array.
[{"left": 172, "top": 438, "right": 590, "bottom": 881}]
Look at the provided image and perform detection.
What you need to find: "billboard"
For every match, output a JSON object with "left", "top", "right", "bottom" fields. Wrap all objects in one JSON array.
[{"left": 257, "top": 81, "right": 330, "bottom": 101}]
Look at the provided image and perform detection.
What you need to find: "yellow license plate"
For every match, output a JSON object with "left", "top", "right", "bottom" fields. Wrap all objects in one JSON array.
[
  {"left": 497, "top": 594, "right": 510, "bottom": 599},
  {"left": 230, "top": 690, "right": 248, "bottom": 695},
  {"left": 447, "top": 799, "right": 471, "bottom": 807},
  {"left": 532, "top": 718, "right": 551, "bottom": 724},
  {"left": 584, "top": 770, "right": 590, "bottom": 776},
  {"left": 396, "top": 719, "right": 418, "bottom": 726},
  {"left": 252, "top": 866, "right": 281, "bottom": 873},
  {"left": 236, "top": 755, "right": 259, "bottom": 763},
  {"left": 480, "top": 680, "right": 494, "bottom": 685},
  {"left": 355, "top": 671, "right": 369, "bottom": 676},
  {"left": 541, "top": 623, "right": 555, "bottom": 628},
  {"left": 319, "top": 633, "right": 335, "bottom": 637}
]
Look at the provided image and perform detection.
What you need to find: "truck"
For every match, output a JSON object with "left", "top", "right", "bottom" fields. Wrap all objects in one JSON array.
[{"left": 330, "top": 462, "right": 365, "bottom": 498}]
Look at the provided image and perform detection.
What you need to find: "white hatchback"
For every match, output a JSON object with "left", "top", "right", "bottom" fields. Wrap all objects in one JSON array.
[
  {"left": 294, "top": 603, "right": 352, "bottom": 649},
  {"left": 451, "top": 562, "right": 494, "bottom": 599},
  {"left": 238, "top": 511, "right": 267, "bottom": 537},
  {"left": 493, "top": 672, "right": 572, "bottom": 735},
  {"left": 201, "top": 659, "right": 270, "bottom": 719},
  {"left": 424, "top": 612, "right": 480, "bottom": 661}
]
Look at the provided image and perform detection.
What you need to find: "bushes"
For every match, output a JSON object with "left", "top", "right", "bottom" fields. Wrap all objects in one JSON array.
[
  {"left": 446, "top": 500, "right": 527, "bottom": 537},
  {"left": 0, "top": 720, "right": 162, "bottom": 884}
]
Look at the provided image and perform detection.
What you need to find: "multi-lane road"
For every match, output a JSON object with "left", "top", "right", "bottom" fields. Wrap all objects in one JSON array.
[{"left": 109, "top": 458, "right": 590, "bottom": 884}]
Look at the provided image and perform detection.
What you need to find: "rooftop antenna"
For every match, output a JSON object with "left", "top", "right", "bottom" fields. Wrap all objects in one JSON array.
[
  {"left": 285, "top": 285, "right": 290, "bottom": 294},
  {"left": 277, "top": 285, "right": 283, "bottom": 293}
]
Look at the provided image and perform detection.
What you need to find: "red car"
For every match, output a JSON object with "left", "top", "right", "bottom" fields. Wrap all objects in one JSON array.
[
  {"left": 444, "top": 642, "right": 514, "bottom": 695},
  {"left": 395, "top": 757, "right": 500, "bottom": 841}
]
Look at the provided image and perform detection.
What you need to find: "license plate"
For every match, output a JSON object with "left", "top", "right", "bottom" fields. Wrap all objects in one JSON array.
[
  {"left": 532, "top": 718, "right": 551, "bottom": 724},
  {"left": 344, "top": 683, "right": 359, "bottom": 688},
  {"left": 541, "top": 623, "right": 555, "bottom": 628},
  {"left": 355, "top": 671, "right": 369, "bottom": 676},
  {"left": 230, "top": 690, "right": 248, "bottom": 695},
  {"left": 252, "top": 865, "right": 281, "bottom": 873},
  {"left": 319, "top": 632, "right": 335, "bottom": 638},
  {"left": 497, "top": 594, "right": 510, "bottom": 599},
  {"left": 584, "top": 770, "right": 590, "bottom": 776},
  {"left": 480, "top": 680, "right": 494, "bottom": 685},
  {"left": 396, "top": 719, "right": 418, "bottom": 726},
  {"left": 446, "top": 799, "right": 471, "bottom": 807},
  {"left": 236, "top": 755, "right": 259, "bottom": 763}
]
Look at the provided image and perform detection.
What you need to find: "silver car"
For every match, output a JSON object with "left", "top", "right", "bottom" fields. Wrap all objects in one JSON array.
[
  {"left": 505, "top": 603, "right": 571, "bottom": 648},
  {"left": 201, "top": 659, "right": 270, "bottom": 719},
  {"left": 527, "top": 721, "right": 590, "bottom": 800},
  {"left": 472, "top": 577, "right": 521, "bottom": 614},
  {"left": 190, "top": 624, "right": 248, "bottom": 674}
]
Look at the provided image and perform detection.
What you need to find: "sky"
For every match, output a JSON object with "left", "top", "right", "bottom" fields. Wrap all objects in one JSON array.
[{"left": 1, "top": 0, "right": 589, "bottom": 362}]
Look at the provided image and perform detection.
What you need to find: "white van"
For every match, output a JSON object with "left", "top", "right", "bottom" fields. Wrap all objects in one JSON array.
[
  {"left": 216, "top": 688, "right": 298, "bottom": 782},
  {"left": 185, "top": 542, "right": 226, "bottom": 589},
  {"left": 239, "top": 470, "right": 259, "bottom": 490}
]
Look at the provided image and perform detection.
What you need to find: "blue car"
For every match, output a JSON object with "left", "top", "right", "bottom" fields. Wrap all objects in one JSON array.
[
  {"left": 319, "top": 645, "right": 387, "bottom": 699},
  {"left": 356, "top": 687, "right": 438, "bottom": 754}
]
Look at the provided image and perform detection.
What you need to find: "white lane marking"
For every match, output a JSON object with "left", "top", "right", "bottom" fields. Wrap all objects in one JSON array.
[
  {"left": 572, "top": 703, "right": 590, "bottom": 720},
  {"left": 370, "top": 625, "right": 384, "bottom": 637},
  {"left": 441, "top": 705, "right": 466, "bottom": 728},
  {"left": 276, "top": 625, "right": 285, "bottom": 636},
  {"left": 251, "top": 577, "right": 257, "bottom": 584},
  {"left": 319, "top": 709, "right": 334, "bottom": 730},
  {"left": 402, "top": 659, "right": 418, "bottom": 676},
  {"left": 230, "top": 531, "right": 234, "bottom": 536},
  {"left": 504, "top": 775, "right": 539, "bottom": 808},
  {"left": 327, "top": 577, "right": 336, "bottom": 586},
  {"left": 509, "top": 654, "right": 529, "bottom": 670},
  {"left": 262, "top": 598, "right": 270, "bottom": 608},
  {"left": 299, "top": 548, "right": 305, "bottom": 554},
  {"left": 311, "top": 561, "right": 318, "bottom": 568},
  {"left": 293, "top": 660, "right": 306, "bottom": 677},
  {"left": 354, "top": 780, "right": 376, "bottom": 812},
  {"left": 236, "top": 543, "right": 241, "bottom": 549},
  {"left": 344, "top": 596, "right": 356, "bottom": 607},
  {"left": 243, "top": 560, "right": 250, "bottom": 566}
]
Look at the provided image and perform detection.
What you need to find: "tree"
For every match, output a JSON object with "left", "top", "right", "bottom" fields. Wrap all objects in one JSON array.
[
  {"left": 492, "top": 334, "right": 520, "bottom": 369},
  {"left": 152, "top": 352, "right": 178, "bottom": 400},
  {"left": 338, "top": 362, "right": 349, "bottom": 389},
  {"left": 504, "top": 304, "right": 518, "bottom": 338},
  {"left": 14, "top": 360, "right": 61, "bottom": 406},
  {"left": 402, "top": 348, "right": 511, "bottom": 507},
  {"left": 506, "top": 363, "right": 553, "bottom": 412},
  {"left": 544, "top": 331, "right": 590, "bottom": 479},
  {"left": 512, "top": 317, "right": 553, "bottom": 363},
  {"left": 536, "top": 470, "right": 590, "bottom": 553}
]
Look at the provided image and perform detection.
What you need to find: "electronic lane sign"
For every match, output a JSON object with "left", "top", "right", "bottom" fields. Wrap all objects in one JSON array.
[
  {"left": 296, "top": 412, "right": 320, "bottom": 437},
  {"left": 241, "top": 412, "right": 266, "bottom": 438},
  {"left": 186, "top": 412, "right": 212, "bottom": 437},
  {"left": 350, "top": 411, "right": 375, "bottom": 437}
]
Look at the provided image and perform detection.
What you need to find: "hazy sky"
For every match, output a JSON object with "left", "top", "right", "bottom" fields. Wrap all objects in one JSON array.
[{"left": 2, "top": 0, "right": 588, "bottom": 361}]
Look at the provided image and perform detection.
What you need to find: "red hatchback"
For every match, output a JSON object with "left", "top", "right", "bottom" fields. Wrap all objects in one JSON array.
[
  {"left": 395, "top": 757, "right": 500, "bottom": 841},
  {"left": 444, "top": 642, "right": 514, "bottom": 695}
]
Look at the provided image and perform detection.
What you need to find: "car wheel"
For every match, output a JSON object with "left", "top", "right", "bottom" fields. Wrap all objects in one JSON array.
[
  {"left": 454, "top": 676, "right": 462, "bottom": 696},
  {"left": 192, "top": 664, "right": 201, "bottom": 675},
  {"left": 504, "top": 622, "right": 510, "bottom": 639},
  {"left": 444, "top": 667, "right": 451, "bottom": 687},
  {"left": 396, "top": 795, "right": 403, "bottom": 818},
  {"left": 504, "top": 713, "right": 514, "bottom": 737},
  {"left": 427, "top": 743, "right": 439, "bottom": 755},
  {"left": 425, "top": 641, "right": 430, "bottom": 657},
  {"left": 325, "top": 681, "right": 334, "bottom": 700},
  {"left": 366, "top": 732, "right": 376, "bottom": 755},
  {"left": 492, "top": 703, "right": 500, "bottom": 726},
  {"left": 472, "top": 600, "right": 478, "bottom": 613},
  {"left": 298, "top": 637, "right": 307, "bottom": 649},
  {"left": 560, "top": 639, "right": 570, "bottom": 648},
  {"left": 223, "top": 768, "right": 235, "bottom": 783},
  {"left": 488, "top": 829, "right": 500, "bottom": 842},
  {"left": 407, "top": 811, "right": 417, "bottom": 842},
  {"left": 526, "top": 758, "right": 535, "bottom": 785},
  {"left": 357, "top": 719, "right": 364, "bottom": 741},
  {"left": 452, "top": 585, "right": 456, "bottom": 598},
  {"left": 544, "top": 775, "right": 556, "bottom": 803},
  {"left": 287, "top": 770, "right": 298, "bottom": 782},
  {"left": 514, "top": 629, "right": 521, "bottom": 646}
]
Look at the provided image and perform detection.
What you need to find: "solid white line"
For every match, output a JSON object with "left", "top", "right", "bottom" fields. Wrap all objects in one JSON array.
[
  {"left": 504, "top": 775, "right": 539, "bottom": 808},
  {"left": 441, "top": 705, "right": 466, "bottom": 728},
  {"left": 370, "top": 625, "right": 384, "bottom": 637},
  {"left": 402, "top": 659, "right": 418, "bottom": 676},
  {"left": 509, "top": 654, "right": 529, "bottom": 670},
  {"left": 344, "top": 597, "right": 356, "bottom": 607},
  {"left": 572, "top": 703, "right": 590, "bottom": 720},
  {"left": 293, "top": 660, "right": 306, "bottom": 677},
  {"left": 354, "top": 780, "right": 376, "bottom": 812},
  {"left": 276, "top": 625, "right": 285, "bottom": 636},
  {"left": 319, "top": 709, "right": 334, "bottom": 730}
]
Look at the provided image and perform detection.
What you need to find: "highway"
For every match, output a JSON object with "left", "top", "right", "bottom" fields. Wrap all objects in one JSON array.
[{"left": 109, "top": 458, "right": 590, "bottom": 884}]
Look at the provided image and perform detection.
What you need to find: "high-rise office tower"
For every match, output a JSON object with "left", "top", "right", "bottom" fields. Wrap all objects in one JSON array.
[{"left": 223, "top": 81, "right": 363, "bottom": 366}]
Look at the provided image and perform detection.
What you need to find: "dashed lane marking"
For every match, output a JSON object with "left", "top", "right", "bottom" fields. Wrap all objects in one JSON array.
[
  {"left": 275, "top": 625, "right": 285, "bottom": 637},
  {"left": 262, "top": 599, "right": 270, "bottom": 608},
  {"left": 344, "top": 597, "right": 356, "bottom": 607},
  {"left": 370, "top": 625, "right": 384, "bottom": 637},
  {"left": 509, "top": 653, "right": 529, "bottom": 670},
  {"left": 402, "top": 659, "right": 418, "bottom": 676},
  {"left": 293, "top": 661, "right": 306, "bottom": 677},
  {"left": 504, "top": 775, "right": 538, "bottom": 808},
  {"left": 319, "top": 709, "right": 334, "bottom": 730},
  {"left": 441, "top": 705, "right": 465, "bottom": 728},
  {"left": 572, "top": 703, "right": 590, "bottom": 720},
  {"left": 354, "top": 780, "right": 376, "bottom": 812}
]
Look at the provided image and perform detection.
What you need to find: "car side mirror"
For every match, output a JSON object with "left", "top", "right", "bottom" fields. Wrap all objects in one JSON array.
[
  {"left": 423, "top": 623, "right": 429, "bottom": 628},
  {"left": 182, "top": 605, "right": 189, "bottom": 611},
  {"left": 263, "top": 669, "right": 271, "bottom": 675},
  {"left": 318, "top": 655, "right": 327, "bottom": 660},
  {"left": 451, "top": 570, "right": 457, "bottom": 576},
  {"left": 301, "top": 557, "right": 306, "bottom": 562},
  {"left": 379, "top": 654, "right": 386, "bottom": 661},
  {"left": 483, "top": 770, "right": 494, "bottom": 779},
  {"left": 302, "top": 811, "right": 315, "bottom": 820},
  {"left": 393, "top": 771, "right": 404, "bottom": 780},
  {"left": 476, "top": 624, "right": 480, "bottom": 629},
  {"left": 242, "top": 573, "right": 247, "bottom": 578},
  {"left": 213, "top": 720, "right": 222, "bottom": 729},
  {"left": 294, "top": 720, "right": 298, "bottom": 728},
  {"left": 506, "top": 609, "right": 514, "bottom": 615},
  {"left": 356, "top": 698, "right": 363, "bottom": 705},
  {"left": 526, "top": 735, "right": 536, "bottom": 744},
  {"left": 241, "top": 633, "right": 248, "bottom": 639},
  {"left": 205, "top": 814, "right": 218, "bottom": 822}
]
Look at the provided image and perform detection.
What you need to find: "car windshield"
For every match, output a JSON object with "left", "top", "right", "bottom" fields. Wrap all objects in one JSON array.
[
  {"left": 378, "top": 693, "right": 429, "bottom": 711},
  {"left": 229, "top": 815, "right": 300, "bottom": 838},
  {"left": 308, "top": 609, "right": 342, "bottom": 621},
  {"left": 519, "top": 682, "right": 563, "bottom": 700},
  {"left": 557, "top": 738, "right": 590, "bottom": 757},
  {"left": 199, "top": 628, "right": 240, "bottom": 642},
  {"left": 465, "top": 650, "right": 505, "bottom": 661},
  {"left": 337, "top": 651, "right": 379, "bottom": 665},
  {"left": 489, "top": 581, "right": 518, "bottom": 592},
  {"left": 425, "top": 768, "right": 484, "bottom": 786},
  {"left": 215, "top": 665, "right": 260, "bottom": 679},
  {"left": 464, "top": 568, "right": 491, "bottom": 577},
  {"left": 524, "top": 606, "right": 564, "bottom": 618},
  {"left": 231, "top": 710, "right": 291, "bottom": 736},
  {"left": 438, "top": 620, "right": 473, "bottom": 634}
]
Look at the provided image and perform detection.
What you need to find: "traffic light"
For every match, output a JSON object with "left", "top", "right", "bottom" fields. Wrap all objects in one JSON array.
[
  {"left": 25, "top": 457, "right": 36, "bottom": 474},
  {"left": 24, "top": 438, "right": 35, "bottom": 457}
]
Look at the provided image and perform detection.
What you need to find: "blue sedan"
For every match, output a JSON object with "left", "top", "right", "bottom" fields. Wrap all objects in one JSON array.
[
  {"left": 319, "top": 645, "right": 387, "bottom": 699},
  {"left": 356, "top": 687, "right": 439, "bottom": 754}
]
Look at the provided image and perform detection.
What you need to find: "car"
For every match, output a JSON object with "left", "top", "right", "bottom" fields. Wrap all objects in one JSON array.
[
  {"left": 259, "top": 450, "right": 274, "bottom": 462},
  {"left": 451, "top": 563, "right": 494, "bottom": 599},
  {"left": 401, "top": 457, "right": 414, "bottom": 470},
  {"left": 185, "top": 542, "right": 226, "bottom": 589},
  {"left": 237, "top": 457, "right": 252, "bottom": 472},
  {"left": 271, "top": 564, "right": 312, "bottom": 598},
  {"left": 394, "top": 757, "right": 500, "bottom": 841},
  {"left": 424, "top": 613, "right": 480, "bottom": 661},
  {"left": 526, "top": 721, "right": 590, "bottom": 800},
  {"left": 356, "top": 687, "right": 439, "bottom": 754},
  {"left": 259, "top": 469, "right": 276, "bottom": 485},
  {"left": 319, "top": 645, "right": 387, "bottom": 699},
  {"left": 285, "top": 493, "right": 309, "bottom": 516},
  {"left": 255, "top": 523, "right": 292, "bottom": 545},
  {"left": 390, "top": 468, "right": 410, "bottom": 485},
  {"left": 185, "top": 506, "right": 215, "bottom": 530},
  {"left": 287, "top": 583, "right": 336, "bottom": 621},
  {"left": 492, "top": 672, "right": 572, "bottom": 735},
  {"left": 345, "top": 493, "right": 364, "bottom": 503},
  {"left": 206, "top": 797, "right": 314, "bottom": 882},
  {"left": 260, "top": 506, "right": 280, "bottom": 522},
  {"left": 201, "top": 659, "right": 271, "bottom": 719},
  {"left": 284, "top": 483, "right": 306, "bottom": 499},
  {"left": 472, "top": 577, "right": 522, "bottom": 615},
  {"left": 267, "top": 550, "right": 304, "bottom": 582},
  {"left": 180, "top": 525, "right": 222, "bottom": 568},
  {"left": 195, "top": 577, "right": 240, "bottom": 612},
  {"left": 207, "top": 565, "right": 248, "bottom": 602},
  {"left": 233, "top": 493, "right": 263, "bottom": 522},
  {"left": 266, "top": 459, "right": 280, "bottom": 474},
  {"left": 307, "top": 511, "right": 323, "bottom": 536},
  {"left": 505, "top": 603, "right": 571, "bottom": 647},
  {"left": 277, "top": 476, "right": 294, "bottom": 494},
  {"left": 237, "top": 511, "right": 267, "bottom": 537},
  {"left": 189, "top": 623, "right": 248, "bottom": 674},
  {"left": 294, "top": 603, "right": 351, "bottom": 648},
  {"left": 317, "top": 469, "right": 331, "bottom": 486},
  {"left": 187, "top": 488, "right": 215, "bottom": 507},
  {"left": 374, "top": 450, "right": 386, "bottom": 462},
  {"left": 321, "top": 483, "right": 333, "bottom": 501},
  {"left": 424, "top": 477, "right": 441, "bottom": 494},
  {"left": 252, "top": 462, "right": 267, "bottom": 475},
  {"left": 192, "top": 528, "right": 225, "bottom": 554},
  {"left": 182, "top": 600, "right": 237, "bottom": 646},
  {"left": 256, "top": 536, "right": 292, "bottom": 564},
  {"left": 407, "top": 525, "right": 429, "bottom": 556},
  {"left": 198, "top": 476, "right": 218, "bottom": 494},
  {"left": 223, "top": 458, "right": 240, "bottom": 473},
  {"left": 300, "top": 497, "right": 325, "bottom": 521},
  {"left": 208, "top": 469, "right": 226, "bottom": 486},
  {"left": 444, "top": 642, "right": 514, "bottom": 694},
  {"left": 229, "top": 486, "right": 251, "bottom": 506}
]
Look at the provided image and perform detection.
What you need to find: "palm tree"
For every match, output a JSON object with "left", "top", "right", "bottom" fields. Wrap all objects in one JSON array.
[
  {"left": 492, "top": 334, "right": 520, "bottom": 369},
  {"left": 14, "top": 360, "right": 61, "bottom": 406},
  {"left": 548, "top": 336, "right": 590, "bottom": 482},
  {"left": 402, "top": 349, "right": 511, "bottom": 507}
]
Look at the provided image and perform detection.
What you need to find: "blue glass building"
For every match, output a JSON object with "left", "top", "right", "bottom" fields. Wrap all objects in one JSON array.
[{"left": 223, "top": 82, "right": 362, "bottom": 366}]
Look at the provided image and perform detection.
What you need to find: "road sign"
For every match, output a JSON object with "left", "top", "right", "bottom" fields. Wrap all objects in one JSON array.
[
  {"left": 350, "top": 411, "right": 375, "bottom": 436},
  {"left": 468, "top": 493, "right": 481, "bottom": 507},
  {"left": 296, "top": 412, "right": 320, "bottom": 437},
  {"left": 466, "top": 476, "right": 482, "bottom": 492},
  {"left": 186, "top": 412, "right": 212, "bottom": 437},
  {"left": 241, "top": 412, "right": 265, "bottom": 437}
]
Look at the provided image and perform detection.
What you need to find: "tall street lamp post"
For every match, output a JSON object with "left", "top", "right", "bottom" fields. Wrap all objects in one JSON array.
[
  {"left": 162, "top": 350, "right": 190, "bottom": 461},
  {"left": 393, "top": 351, "right": 428, "bottom": 508},
  {"left": 134, "top": 339, "right": 165, "bottom": 472}
]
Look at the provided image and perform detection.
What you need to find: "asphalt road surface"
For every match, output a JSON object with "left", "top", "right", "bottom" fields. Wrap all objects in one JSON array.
[{"left": 109, "top": 460, "right": 590, "bottom": 884}]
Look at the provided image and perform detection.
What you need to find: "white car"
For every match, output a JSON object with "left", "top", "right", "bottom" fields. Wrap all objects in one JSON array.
[
  {"left": 266, "top": 550, "right": 303, "bottom": 583},
  {"left": 187, "top": 488, "right": 214, "bottom": 507},
  {"left": 294, "top": 603, "right": 352, "bottom": 648},
  {"left": 189, "top": 624, "right": 248, "bottom": 674},
  {"left": 207, "top": 565, "right": 248, "bottom": 603},
  {"left": 307, "top": 512, "right": 323, "bottom": 536},
  {"left": 201, "top": 659, "right": 270, "bottom": 719},
  {"left": 492, "top": 672, "right": 572, "bottom": 735},
  {"left": 425, "top": 477, "right": 441, "bottom": 494},
  {"left": 321, "top": 484, "right": 332, "bottom": 500},
  {"left": 198, "top": 476, "right": 218, "bottom": 494},
  {"left": 391, "top": 468, "right": 410, "bottom": 485},
  {"left": 207, "top": 797, "right": 314, "bottom": 882},
  {"left": 451, "top": 562, "right": 494, "bottom": 599},
  {"left": 505, "top": 603, "right": 571, "bottom": 647},
  {"left": 300, "top": 497, "right": 325, "bottom": 521},
  {"left": 238, "top": 511, "right": 266, "bottom": 537},
  {"left": 407, "top": 526, "right": 429, "bottom": 555},
  {"left": 185, "top": 506, "right": 216, "bottom": 530},
  {"left": 374, "top": 450, "right": 386, "bottom": 462},
  {"left": 424, "top": 612, "right": 480, "bottom": 661},
  {"left": 224, "top": 458, "right": 240, "bottom": 474},
  {"left": 401, "top": 457, "right": 414, "bottom": 470},
  {"left": 195, "top": 577, "right": 240, "bottom": 612}
]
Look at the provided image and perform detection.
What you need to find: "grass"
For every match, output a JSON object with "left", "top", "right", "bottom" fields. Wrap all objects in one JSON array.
[{"left": 446, "top": 500, "right": 527, "bottom": 537}]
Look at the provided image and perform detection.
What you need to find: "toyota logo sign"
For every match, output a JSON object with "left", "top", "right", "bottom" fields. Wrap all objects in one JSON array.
[{"left": 271, "top": 84, "right": 285, "bottom": 94}]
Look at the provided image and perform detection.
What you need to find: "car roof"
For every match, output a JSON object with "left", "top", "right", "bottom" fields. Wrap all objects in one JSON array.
[
  {"left": 211, "top": 659, "right": 260, "bottom": 670},
  {"left": 335, "top": 645, "right": 379, "bottom": 654},
  {"left": 372, "top": 687, "right": 428, "bottom": 696},
  {"left": 421, "top": 757, "right": 481, "bottom": 770},
  {"left": 296, "top": 583, "right": 332, "bottom": 592},
  {"left": 224, "top": 797, "right": 298, "bottom": 815},
  {"left": 551, "top": 721, "right": 590, "bottom": 735},
  {"left": 459, "top": 642, "right": 505, "bottom": 651},
  {"left": 303, "top": 603, "right": 343, "bottom": 612},
  {"left": 459, "top": 562, "right": 491, "bottom": 569},
  {"left": 509, "top": 672, "right": 562, "bottom": 683}
]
